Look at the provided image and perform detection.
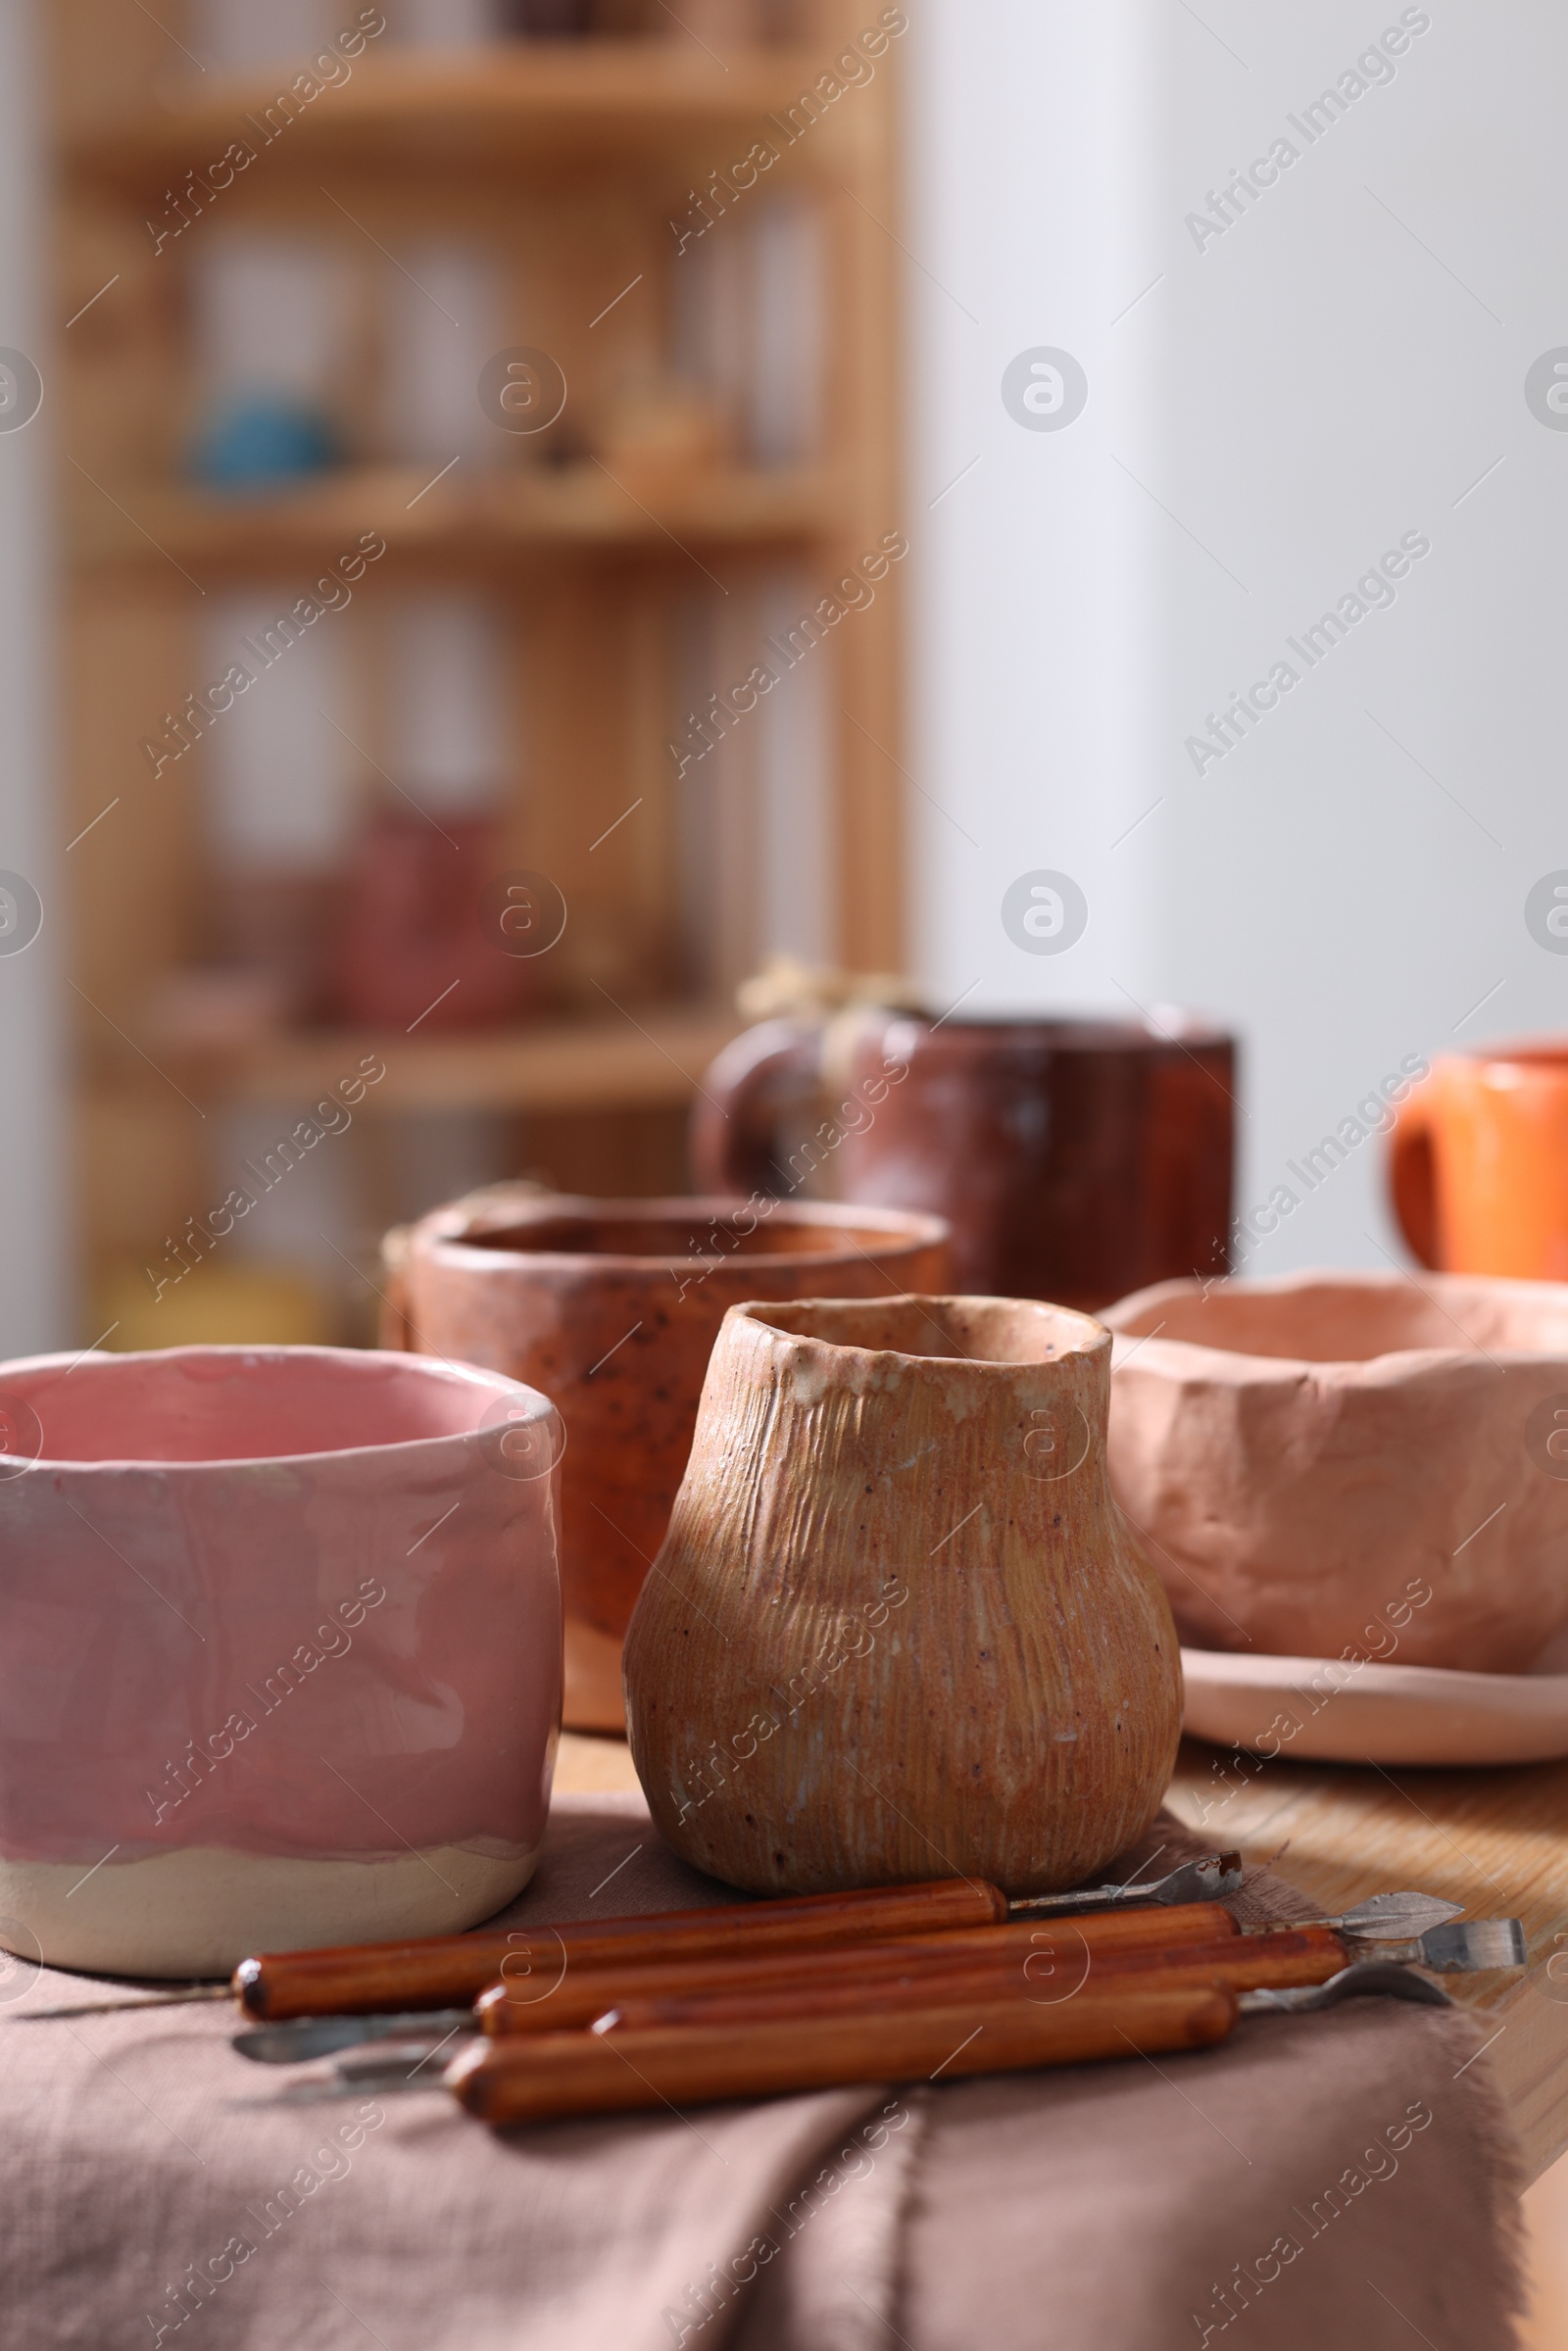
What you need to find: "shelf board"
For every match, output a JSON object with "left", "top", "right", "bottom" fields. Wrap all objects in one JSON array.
[
  {"left": 68, "top": 462, "right": 842, "bottom": 576},
  {"left": 66, "top": 42, "right": 842, "bottom": 188},
  {"left": 99, "top": 1007, "right": 743, "bottom": 1116}
]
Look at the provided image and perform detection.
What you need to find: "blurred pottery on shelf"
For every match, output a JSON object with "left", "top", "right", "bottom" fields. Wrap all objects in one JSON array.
[
  {"left": 190, "top": 393, "right": 340, "bottom": 492},
  {"left": 142, "top": 963, "right": 293, "bottom": 1052},
  {"left": 502, "top": 0, "right": 595, "bottom": 29},
  {"left": 98, "top": 1261, "right": 337, "bottom": 1353},
  {"left": 694, "top": 1008, "right": 1236, "bottom": 1308},
  {"left": 652, "top": 0, "right": 767, "bottom": 41},
  {"left": 210, "top": 868, "right": 337, "bottom": 1025},
  {"left": 0, "top": 1346, "right": 562, "bottom": 1977},
  {"left": 1391, "top": 1042, "right": 1568, "bottom": 1279},
  {"left": 380, "top": 1189, "right": 950, "bottom": 1731},
  {"left": 1103, "top": 1270, "right": 1568, "bottom": 1674},
  {"left": 328, "top": 808, "right": 546, "bottom": 1031},
  {"left": 623, "top": 1295, "right": 1182, "bottom": 1896},
  {"left": 596, "top": 375, "right": 731, "bottom": 499}
]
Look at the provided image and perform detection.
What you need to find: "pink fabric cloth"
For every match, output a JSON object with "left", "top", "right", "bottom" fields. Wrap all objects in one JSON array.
[{"left": 0, "top": 1792, "right": 1525, "bottom": 2350}]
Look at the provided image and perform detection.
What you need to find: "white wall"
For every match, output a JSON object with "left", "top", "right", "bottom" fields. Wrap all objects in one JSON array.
[
  {"left": 0, "top": 0, "right": 70, "bottom": 1354},
  {"left": 906, "top": 0, "right": 1568, "bottom": 1276}
]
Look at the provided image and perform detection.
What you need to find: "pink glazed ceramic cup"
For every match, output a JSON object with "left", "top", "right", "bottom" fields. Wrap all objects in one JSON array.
[{"left": 0, "top": 1346, "right": 563, "bottom": 1978}]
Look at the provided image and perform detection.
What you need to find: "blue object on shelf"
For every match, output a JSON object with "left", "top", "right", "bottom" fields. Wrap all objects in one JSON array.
[{"left": 191, "top": 395, "right": 340, "bottom": 491}]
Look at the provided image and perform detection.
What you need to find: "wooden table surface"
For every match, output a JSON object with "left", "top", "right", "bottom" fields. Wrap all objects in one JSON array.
[
  {"left": 556, "top": 1731, "right": 1568, "bottom": 2183},
  {"left": 1165, "top": 1739, "right": 1568, "bottom": 2184}
]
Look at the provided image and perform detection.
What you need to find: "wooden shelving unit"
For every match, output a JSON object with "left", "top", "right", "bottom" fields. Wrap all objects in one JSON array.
[
  {"left": 69, "top": 43, "right": 839, "bottom": 181},
  {"left": 90, "top": 1007, "right": 745, "bottom": 1115},
  {"left": 52, "top": 1, "right": 906, "bottom": 1345},
  {"left": 69, "top": 463, "right": 844, "bottom": 571}
]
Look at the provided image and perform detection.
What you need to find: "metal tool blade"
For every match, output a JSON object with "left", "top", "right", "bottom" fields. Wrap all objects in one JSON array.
[
  {"left": 232, "top": 2010, "right": 473, "bottom": 2065},
  {"left": 15, "top": 1984, "right": 231, "bottom": 2021},
  {"left": 333, "top": 2036, "right": 464, "bottom": 2084},
  {"left": 1335, "top": 1918, "right": 1527, "bottom": 1972},
  {"left": 230, "top": 2033, "right": 466, "bottom": 2103},
  {"left": 1411, "top": 1918, "right": 1526, "bottom": 1973},
  {"left": 1329, "top": 1891, "right": 1465, "bottom": 1939},
  {"left": 1012, "top": 1851, "right": 1244, "bottom": 1917},
  {"left": 1241, "top": 1962, "right": 1452, "bottom": 2015},
  {"left": 232, "top": 2076, "right": 438, "bottom": 2106}
]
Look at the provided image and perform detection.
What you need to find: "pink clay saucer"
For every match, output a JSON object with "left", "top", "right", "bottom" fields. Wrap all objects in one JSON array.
[{"left": 1181, "top": 1623, "right": 1568, "bottom": 1767}]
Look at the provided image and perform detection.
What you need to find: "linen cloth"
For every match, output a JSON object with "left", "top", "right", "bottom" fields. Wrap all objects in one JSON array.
[{"left": 0, "top": 1791, "right": 1525, "bottom": 2351}]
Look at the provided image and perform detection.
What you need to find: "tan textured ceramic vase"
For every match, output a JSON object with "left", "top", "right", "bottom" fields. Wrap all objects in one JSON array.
[
  {"left": 1102, "top": 1270, "right": 1568, "bottom": 1672},
  {"left": 623, "top": 1295, "right": 1182, "bottom": 1897},
  {"left": 383, "top": 1191, "right": 950, "bottom": 1732}
]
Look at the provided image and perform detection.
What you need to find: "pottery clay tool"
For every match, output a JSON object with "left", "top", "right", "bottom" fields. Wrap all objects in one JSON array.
[
  {"left": 473, "top": 1897, "right": 1244, "bottom": 2037},
  {"left": 230, "top": 1893, "right": 1506, "bottom": 2068},
  {"left": 1331, "top": 1917, "right": 1525, "bottom": 1971},
  {"left": 446, "top": 1932, "right": 1524, "bottom": 2131},
  {"left": 445, "top": 1984, "right": 1242, "bottom": 2128},
  {"left": 1010, "top": 1853, "right": 1243, "bottom": 1918},
  {"left": 592, "top": 1929, "right": 1348, "bottom": 2035},
  {"left": 1242, "top": 1963, "right": 1453, "bottom": 2014},
  {"left": 255, "top": 1954, "right": 1482, "bottom": 2106},
  {"left": 268, "top": 1965, "right": 1467, "bottom": 2105},
  {"left": 1306, "top": 1889, "right": 1462, "bottom": 1939},
  {"left": 24, "top": 1855, "right": 1243, "bottom": 2023},
  {"left": 585, "top": 1916, "right": 1524, "bottom": 2037},
  {"left": 473, "top": 1890, "right": 1482, "bottom": 2039},
  {"left": 232, "top": 1896, "right": 1247, "bottom": 2065}
]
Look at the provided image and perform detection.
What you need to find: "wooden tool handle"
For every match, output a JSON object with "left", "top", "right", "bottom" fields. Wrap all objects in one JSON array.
[
  {"left": 476, "top": 1900, "right": 1242, "bottom": 2037},
  {"left": 447, "top": 1983, "right": 1240, "bottom": 2128},
  {"left": 598, "top": 1927, "right": 1346, "bottom": 2034},
  {"left": 232, "top": 1877, "right": 1006, "bottom": 2020}
]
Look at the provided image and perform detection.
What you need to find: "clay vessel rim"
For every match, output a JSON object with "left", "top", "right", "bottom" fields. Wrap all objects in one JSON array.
[
  {"left": 0, "top": 1344, "right": 547, "bottom": 1474},
  {"left": 1104, "top": 1268, "right": 1568, "bottom": 1378},
  {"left": 1109, "top": 1331, "right": 1568, "bottom": 1379},
  {"left": 876, "top": 1011, "right": 1231, "bottom": 1050},
  {"left": 1431, "top": 1035, "right": 1568, "bottom": 1076},
  {"left": 730, "top": 1292, "right": 1109, "bottom": 1372},
  {"left": 418, "top": 1192, "right": 951, "bottom": 1271}
]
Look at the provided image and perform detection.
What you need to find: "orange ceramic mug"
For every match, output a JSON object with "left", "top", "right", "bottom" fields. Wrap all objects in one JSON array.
[{"left": 1391, "top": 1043, "right": 1568, "bottom": 1277}]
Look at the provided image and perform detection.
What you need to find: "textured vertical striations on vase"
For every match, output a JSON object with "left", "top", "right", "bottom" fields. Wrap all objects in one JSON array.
[{"left": 623, "top": 1296, "right": 1183, "bottom": 1896}]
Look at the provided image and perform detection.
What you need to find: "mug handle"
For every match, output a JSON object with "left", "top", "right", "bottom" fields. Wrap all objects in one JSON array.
[
  {"left": 378, "top": 1224, "right": 416, "bottom": 1349},
  {"left": 690, "top": 1018, "right": 824, "bottom": 1197},
  {"left": 1389, "top": 1085, "right": 1440, "bottom": 1269}
]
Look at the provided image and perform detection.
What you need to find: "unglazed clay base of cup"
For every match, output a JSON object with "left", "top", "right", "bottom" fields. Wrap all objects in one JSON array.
[
  {"left": 0, "top": 1842, "right": 541, "bottom": 1979},
  {"left": 1181, "top": 1644, "right": 1568, "bottom": 1767}
]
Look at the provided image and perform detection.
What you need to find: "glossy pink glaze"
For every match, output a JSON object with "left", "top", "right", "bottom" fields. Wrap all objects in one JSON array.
[{"left": 0, "top": 1347, "right": 563, "bottom": 1867}]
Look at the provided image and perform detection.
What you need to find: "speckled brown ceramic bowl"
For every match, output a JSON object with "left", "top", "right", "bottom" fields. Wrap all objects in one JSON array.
[{"left": 382, "top": 1189, "right": 951, "bottom": 1729}]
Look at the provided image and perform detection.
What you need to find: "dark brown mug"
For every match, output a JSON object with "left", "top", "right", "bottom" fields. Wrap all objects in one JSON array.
[{"left": 691, "top": 1011, "right": 1236, "bottom": 1307}]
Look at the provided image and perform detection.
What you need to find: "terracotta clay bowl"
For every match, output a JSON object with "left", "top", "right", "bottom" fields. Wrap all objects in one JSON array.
[
  {"left": 382, "top": 1190, "right": 951, "bottom": 1731},
  {"left": 1102, "top": 1270, "right": 1568, "bottom": 1674},
  {"left": 0, "top": 1346, "right": 562, "bottom": 1978}
]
